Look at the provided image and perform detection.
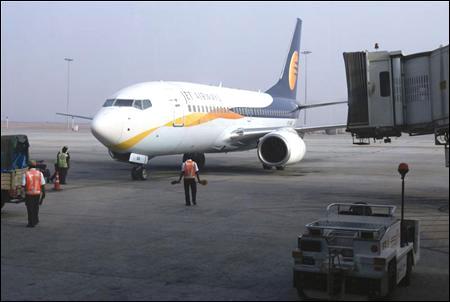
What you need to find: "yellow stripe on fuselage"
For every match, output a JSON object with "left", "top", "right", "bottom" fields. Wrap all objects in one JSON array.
[{"left": 113, "top": 111, "right": 243, "bottom": 151}]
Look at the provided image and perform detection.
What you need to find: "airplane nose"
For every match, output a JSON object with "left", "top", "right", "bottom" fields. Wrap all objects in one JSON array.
[{"left": 91, "top": 110, "right": 125, "bottom": 147}]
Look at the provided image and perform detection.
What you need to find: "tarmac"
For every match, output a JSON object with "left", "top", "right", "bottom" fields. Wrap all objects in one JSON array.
[{"left": 1, "top": 124, "right": 449, "bottom": 301}]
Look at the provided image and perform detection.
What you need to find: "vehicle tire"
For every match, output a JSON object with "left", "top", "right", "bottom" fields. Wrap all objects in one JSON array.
[
  {"left": 387, "top": 259, "right": 397, "bottom": 294},
  {"left": 400, "top": 252, "right": 413, "bottom": 286},
  {"left": 1, "top": 190, "right": 9, "bottom": 209},
  {"left": 296, "top": 288, "right": 308, "bottom": 300}
]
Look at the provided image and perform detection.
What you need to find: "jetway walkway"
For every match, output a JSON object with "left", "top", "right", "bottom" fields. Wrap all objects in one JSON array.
[{"left": 344, "top": 45, "right": 449, "bottom": 166}]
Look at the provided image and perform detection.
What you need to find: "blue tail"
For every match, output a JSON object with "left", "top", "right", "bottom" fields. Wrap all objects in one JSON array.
[{"left": 266, "top": 18, "right": 302, "bottom": 100}]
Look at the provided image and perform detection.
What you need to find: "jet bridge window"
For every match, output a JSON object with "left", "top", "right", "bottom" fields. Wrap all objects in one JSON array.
[
  {"left": 114, "top": 99, "right": 134, "bottom": 107},
  {"left": 379, "top": 71, "right": 391, "bottom": 97},
  {"left": 103, "top": 99, "right": 115, "bottom": 107}
]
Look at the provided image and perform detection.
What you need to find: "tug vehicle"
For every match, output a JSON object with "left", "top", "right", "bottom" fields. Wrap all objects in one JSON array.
[
  {"left": 292, "top": 202, "right": 420, "bottom": 299},
  {"left": 1, "top": 135, "right": 49, "bottom": 209}
]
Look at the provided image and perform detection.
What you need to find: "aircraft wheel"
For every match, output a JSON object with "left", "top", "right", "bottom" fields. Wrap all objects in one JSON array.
[
  {"left": 131, "top": 166, "right": 139, "bottom": 180},
  {"left": 262, "top": 164, "right": 272, "bottom": 170},
  {"left": 276, "top": 166, "right": 285, "bottom": 170},
  {"left": 139, "top": 166, "right": 148, "bottom": 180},
  {"left": 131, "top": 166, "right": 147, "bottom": 181}
]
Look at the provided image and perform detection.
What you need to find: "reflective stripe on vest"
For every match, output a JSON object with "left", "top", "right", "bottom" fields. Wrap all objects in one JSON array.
[
  {"left": 184, "top": 160, "right": 196, "bottom": 179},
  {"left": 25, "top": 170, "right": 42, "bottom": 196}
]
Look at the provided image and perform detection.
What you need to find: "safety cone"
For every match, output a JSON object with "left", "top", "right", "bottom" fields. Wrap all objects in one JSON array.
[{"left": 54, "top": 171, "right": 61, "bottom": 191}]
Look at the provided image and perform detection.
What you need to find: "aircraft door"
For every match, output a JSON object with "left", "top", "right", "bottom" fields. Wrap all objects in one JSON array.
[
  {"left": 172, "top": 98, "right": 184, "bottom": 127},
  {"left": 367, "top": 57, "right": 394, "bottom": 127}
]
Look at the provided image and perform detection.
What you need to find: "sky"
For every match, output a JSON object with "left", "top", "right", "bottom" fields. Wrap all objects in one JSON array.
[{"left": 1, "top": 1, "right": 449, "bottom": 125}]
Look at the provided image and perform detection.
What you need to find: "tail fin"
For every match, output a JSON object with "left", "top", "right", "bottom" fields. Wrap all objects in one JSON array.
[{"left": 266, "top": 18, "right": 302, "bottom": 100}]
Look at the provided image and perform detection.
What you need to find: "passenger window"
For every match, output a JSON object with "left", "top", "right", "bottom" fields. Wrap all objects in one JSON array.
[
  {"left": 188, "top": 105, "right": 192, "bottom": 112},
  {"left": 380, "top": 72, "right": 391, "bottom": 97},
  {"left": 142, "top": 100, "right": 152, "bottom": 109},
  {"left": 103, "top": 99, "right": 115, "bottom": 107},
  {"left": 133, "top": 100, "right": 142, "bottom": 109}
]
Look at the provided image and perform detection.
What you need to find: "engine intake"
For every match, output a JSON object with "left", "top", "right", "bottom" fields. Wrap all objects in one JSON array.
[{"left": 257, "top": 129, "right": 306, "bottom": 167}]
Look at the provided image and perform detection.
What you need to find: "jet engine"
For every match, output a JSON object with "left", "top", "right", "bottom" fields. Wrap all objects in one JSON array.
[{"left": 257, "top": 128, "right": 306, "bottom": 167}]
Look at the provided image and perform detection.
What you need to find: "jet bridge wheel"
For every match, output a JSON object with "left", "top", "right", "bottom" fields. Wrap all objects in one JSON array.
[{"left": 131, "top": 165, "right": 147, "bottom": 181}]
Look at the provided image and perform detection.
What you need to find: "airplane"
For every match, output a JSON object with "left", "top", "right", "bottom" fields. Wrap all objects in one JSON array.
[{"left": 58, "top": 18, "right": 347, "bottom": 180}]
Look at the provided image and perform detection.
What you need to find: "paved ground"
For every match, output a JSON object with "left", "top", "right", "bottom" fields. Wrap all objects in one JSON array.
[{"left": 1, "top": 126, "right": 448, "bottom": 301}]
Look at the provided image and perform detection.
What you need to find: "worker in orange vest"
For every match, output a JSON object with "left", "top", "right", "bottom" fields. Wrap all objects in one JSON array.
[
  {"left": 22, "top": 160, "right": 46, "bottom": 227},
  {"left": 175, "top": 158, "right": 202, "bottom": 206}
]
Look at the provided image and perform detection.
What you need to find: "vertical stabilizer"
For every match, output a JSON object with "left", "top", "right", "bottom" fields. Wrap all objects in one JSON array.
[{"left": 266, "top": 18, "right": 302, "bottom": 100}]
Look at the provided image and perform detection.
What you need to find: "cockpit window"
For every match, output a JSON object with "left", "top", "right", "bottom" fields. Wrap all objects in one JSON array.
[
  {"left": 103, "top": 99, "right": 115, "bottom": 107},
  {"left": 133, "top": 100, "right": 142, "bottom": 109},
  {"left": 142, "top": 99, "right": 152, "bottom": 109},
  {"left": 114, "top": 99, "right": 134, "bottom": 107}
]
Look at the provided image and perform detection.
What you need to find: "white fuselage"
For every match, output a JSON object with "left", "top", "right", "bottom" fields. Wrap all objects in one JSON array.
[{"left": 91, "top": 81, "right": 299, "bottom": 157}]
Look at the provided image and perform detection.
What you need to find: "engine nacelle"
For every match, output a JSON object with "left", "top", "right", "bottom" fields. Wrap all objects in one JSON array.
[{"left": 257, "top": 129, "right": 306, "bottom": 167}]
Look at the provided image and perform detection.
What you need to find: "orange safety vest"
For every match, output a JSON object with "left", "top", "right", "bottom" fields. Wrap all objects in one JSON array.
[
  {"left": 25, "top": 169, "right": 42, "bottom": 196},
  {"left": 183, "top": 160, "right": 197, "bottom": 179}
]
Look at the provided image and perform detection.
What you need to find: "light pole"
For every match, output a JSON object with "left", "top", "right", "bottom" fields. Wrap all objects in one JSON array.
[
  {"left": 301, "top": 50, "right": 312, "bottom": 125},
  {"left": 64, "top": 58, "right": 74, "bottom": 129}
]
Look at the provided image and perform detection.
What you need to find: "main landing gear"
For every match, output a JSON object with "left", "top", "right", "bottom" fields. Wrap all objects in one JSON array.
[
  {"left": 183, "top": 153, "right": 206, "bottom": 169},
  {"left": 131, "top": 165, "right": 147, "bottom": 180}
]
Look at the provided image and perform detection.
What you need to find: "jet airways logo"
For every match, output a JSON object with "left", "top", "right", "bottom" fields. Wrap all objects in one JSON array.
[{"left": 289, "top": 51, "right": 299, "bottom": 91}]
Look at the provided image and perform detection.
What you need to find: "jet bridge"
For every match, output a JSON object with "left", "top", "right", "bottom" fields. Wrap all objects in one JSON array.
[{"left": 344, "top": 45, "right": 449, "bottom": 166}]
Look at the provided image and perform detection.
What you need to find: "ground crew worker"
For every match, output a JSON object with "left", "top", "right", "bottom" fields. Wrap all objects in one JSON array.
[
  {"left": 56, "top": 146, "right": 70, "bottom": 184},
  {"left": 175, "top": 158, "right": 202, "bottom": 206},
  {"left": 22, "top": 160, "right": 46, "bottom": 228}
]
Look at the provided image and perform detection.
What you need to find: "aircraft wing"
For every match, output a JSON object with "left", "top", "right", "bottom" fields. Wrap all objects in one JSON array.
[
  {"left": 294, "top": 124, "right": 347, "bottom": 133},
  {"left": 297, "top": 101, "right": 347, "bottom": 110},
  {"left": 228, "top": 124, "right": 347, "bottom": 145},
  {"left": 56, "top": 112, "right": 93, "bottom": 120}
]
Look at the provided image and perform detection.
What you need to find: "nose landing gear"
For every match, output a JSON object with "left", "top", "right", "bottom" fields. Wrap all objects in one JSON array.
[{"left": 131, "top": 165, "right": 147, "bottom": 180}]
